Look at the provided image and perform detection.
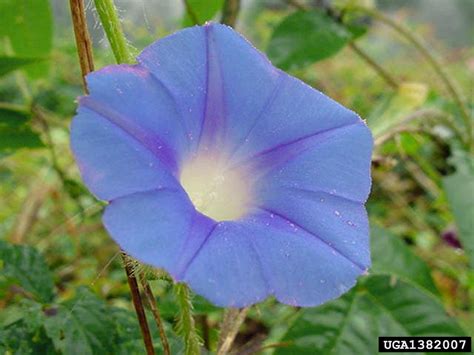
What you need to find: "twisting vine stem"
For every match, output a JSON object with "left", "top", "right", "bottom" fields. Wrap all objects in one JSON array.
[
  {"left": 217, "top": 307, "right": 249, "bottom": 354},
  {"left": 348, "top": 42, "right": 399, "bottom": 90},
  {"left": 94, "top": 0, "right": 134, "bottom": 64},
  {"left": 122, "top": 254, "right": 156, "bottom": 355},
  {"left": 70, "top": 1, "right": 158, "bottom": 354},
  {"left": 174, "top": 283, "right": 202, "bottom": 355},
  {"left": 69, "top": 0, "right": 94, "bottom": 92},
  {"left": 140, "top": 274, "right": 171, "bottom": 355},
  {"left": 351, "top": 6, "right": 472, "bottom": 149}
]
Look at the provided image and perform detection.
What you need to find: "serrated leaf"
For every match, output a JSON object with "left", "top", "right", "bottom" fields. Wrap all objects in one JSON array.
[
  {"left": 371, "top": 226, "right": 438, "bottom": 294},
  {"left": 0, "top": 240, "right": 55, "bottom": 303},
  {"left": 443, "top": 150, "right": 474, "bottom": 267},
  {"left": 43, "top": 288, "right": 117, "bottom": 355},
  {"left": 182, "top": 0, "right": 224, "bottom": 26},
  {"left": 0, "top": 57, "right": 44, "bottom": 77},
  {"left": 0, "top": 0, "right": 53, "bottom": 78},
  {"left": 267, "top": 10, "right": 351, "bottom": 70},
  {"left": 276, "top": 276, "right": 465, "bottom": 355},
  {"left": 0, "top": 319, "right": 57, "bottom": 355}
]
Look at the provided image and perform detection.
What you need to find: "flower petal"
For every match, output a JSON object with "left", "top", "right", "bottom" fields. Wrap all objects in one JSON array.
[
  {"left": 138, "top": 26, "right": 208, "bottom": 152},
  {"left": 244, "top": 209, "right": 366, "bottom": 307},
  {"left": 249, "top": 121, "right": 373, "bottom": 203},
  {"left": 228, "top": 73, "right": 362, "bottom": 166},
  {"left": 83, "top": 64, "right": 189, "bottom": 172},
  {"left": 182, "top": 221, "right": 269, "bottom": 307},
  {"left": 102, "top": 188, "right": 216, "bottom": 275},
  {"left": 256, "top": 189, "right": 370, "bottom": 272},
  {"left": 70, "top": 108, "right": 179, "bottom": 201},
  {"left": 138, "top": 23, "right": 281, "bottom": 153}
]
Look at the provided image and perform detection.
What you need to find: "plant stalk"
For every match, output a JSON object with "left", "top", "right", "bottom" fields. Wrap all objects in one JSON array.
[
  {"left": 352, "top": 6, "right": 472, "bottom": 148},
  {"left": 348, "top": 42, "right": 399, "bottom": 90},
  {"left": 140, "top": 275, "right": 171, "bottom": 355},
  {"left": 70, "top": 1, "right": 156, "bottom": 353},
  {"left": 174, "top": 283, "right": 201, "bottom": 355},
  {"left": 122, "top": 254, "right": 156, "bottom": 355},
  {"left": 217, "top": 307, "right": 249, "bottom": 354},
  {"left": 94, "top": 0, "right": 135, "bottom": 64},
  {"left": 69, "top": 0, "right": 94, "bottom": 92}
]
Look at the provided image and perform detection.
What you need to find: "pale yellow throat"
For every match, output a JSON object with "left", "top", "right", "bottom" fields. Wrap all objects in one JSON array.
[{"left": 180, "top": 153, "right": 252, "bottom": 221}]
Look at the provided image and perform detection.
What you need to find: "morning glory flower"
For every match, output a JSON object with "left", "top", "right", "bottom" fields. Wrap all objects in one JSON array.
[{"left": 71, "top": 23, "right": 373, "bottom": 307}]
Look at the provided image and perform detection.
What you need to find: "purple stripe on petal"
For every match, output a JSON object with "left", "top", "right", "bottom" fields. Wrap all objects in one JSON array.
[
  {"left": 197, "top": 24, "right": 227, "bottom": 151},
  {"left": 79, "top": 99, "right": 179, "bottom": 174}
]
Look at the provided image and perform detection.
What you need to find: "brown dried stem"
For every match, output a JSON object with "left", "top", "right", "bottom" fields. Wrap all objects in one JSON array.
[
  {"left": 140, "top": 275, "right": 171, "bottom": 355},
  {"left": 69, "top": 0, "right": 94, "bottom": 92}
]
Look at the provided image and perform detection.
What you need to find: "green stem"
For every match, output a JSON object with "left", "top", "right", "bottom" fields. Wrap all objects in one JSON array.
[
  {"left": 352, "top": 6, "right": 472, "bottom": 148},
  {"left": 174, "top": 284, "right": 201, "bottom": 355},
  {"left": 94, "top": 0, "right": 135, "bottom": 64},
  {"left": 348, "top": 42, "right": 399, "bottom": 90},
  {"left": 221, "top": 0, "right": 241, "bottom": 28}
]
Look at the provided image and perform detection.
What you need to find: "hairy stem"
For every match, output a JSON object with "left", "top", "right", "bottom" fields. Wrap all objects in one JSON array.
[
  {"left": 352, "top": 6, "right": 472, "bottom": 148},
  {"left": 72, "top": 1, "right": 156, "bottom": 352},
  {"left": 69, "top": 0, "right": 94, "bottom": 92},
  {"left": 140, "top": 275, "right": 171, "bottom": 355},
  {"left": 122, "top": 254, "right": 156, "bottom": 355},
  {"left": 217, "top": 307, "right": 249, "bottom": 354},
  {"left": 174, "top": 283, "right": 201, "bottom": 355},
  {"left": 94, "top": 0, "right": 135, "bottom": 64},
  {"left": 221, "top": 0, "right": 241, "bottom": 28}
]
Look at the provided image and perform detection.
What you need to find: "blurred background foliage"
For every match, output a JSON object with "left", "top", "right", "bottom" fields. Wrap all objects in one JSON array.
[{"left": 0, "top": 0, "right": 473, "bottom": 354}]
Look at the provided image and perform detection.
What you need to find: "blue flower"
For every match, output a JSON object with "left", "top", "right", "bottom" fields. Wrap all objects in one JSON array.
[{"left": 71, "top": 23, "right": 373, "bottom": 307}]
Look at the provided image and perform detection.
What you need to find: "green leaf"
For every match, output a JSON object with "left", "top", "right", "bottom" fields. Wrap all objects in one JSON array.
[
  {"left": 182, "top": 0, "right": 224, "bottom": 26},
  {"left": 0, "top": 0, "right": 53, "bottom": 78},
  {"left": 0, "top": 107, "right": 30, "bottom": 126},
  {"left": 112, "top": 307, "right": 184, "bottom": 355},
  {"left": 0, "top": 57, "right": 44, "bottom": 77},
  {"left": 443, "top": 149, "right": 474, "bottom": 267},
  {"left": 0, "top": 240, "right": 55, "bottom": 303},
  {"left": 371, "top": 226, "right": 438, "bottom": 294},
  {"left": 0, "top": 108, "right": 44, "bottom": 151},
  {"left": 0, "top": 318, "right": 57, "bottom": 355},
  {"left": 276, "top": 276, "right": 466, "bottom": 355},
  {"left": 43, "top": 288, "right": 118, "bottom": 355},
  {"left": 0, "top": 126, "right": 44, "bottom": 151},
  {"left": 267, "top": 10, "right": 351, "bottom": 70}
]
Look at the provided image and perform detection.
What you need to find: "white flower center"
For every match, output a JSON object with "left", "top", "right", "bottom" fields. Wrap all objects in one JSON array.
[{"left": 180, "top": 153, "right": 252, "bottom": 221}]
